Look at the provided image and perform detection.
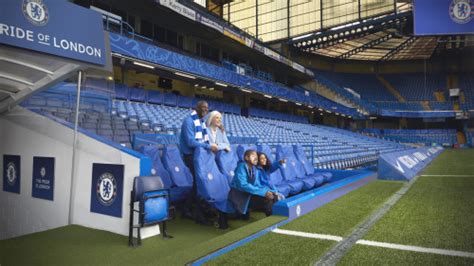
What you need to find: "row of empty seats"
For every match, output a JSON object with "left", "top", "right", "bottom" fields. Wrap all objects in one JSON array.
[
  {"left": 314, "top": 71, "right": 473, "bottom": 112},
  {"left": 114, "top": 83, "right": 241, "bottom": 115},
  {"left": 23, "top": 82, "right": 411, "bottom": 170},
  {"left": 361, "top": 128, "right": 457, "bottom": 146}
]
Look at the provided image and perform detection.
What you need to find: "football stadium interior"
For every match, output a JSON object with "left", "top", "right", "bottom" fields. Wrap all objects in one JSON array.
[{"left": 1, "top": 0, "right": 474, "bottom": 265}]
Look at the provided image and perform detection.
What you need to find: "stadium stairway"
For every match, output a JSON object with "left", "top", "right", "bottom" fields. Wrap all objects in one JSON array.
[
  {"left": 457, "top": 131, "right": 467, "bottom": 145},
  {"left": 421, "top": 101, "right": 431, "bottom": 111},
  {"left": 376, "top": 75, "right": 406, "bottom": 102}
]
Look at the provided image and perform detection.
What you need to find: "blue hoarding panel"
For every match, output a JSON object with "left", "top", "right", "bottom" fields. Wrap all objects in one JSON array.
[
  {"left": 378, "top": 146, "right": 444, "bottom": 181},
  {"left": 0, "top": 0, "right": 106, "bottom": 65},
  {"left": 414, "top": 0, "right": 474, "bottom": 35}
]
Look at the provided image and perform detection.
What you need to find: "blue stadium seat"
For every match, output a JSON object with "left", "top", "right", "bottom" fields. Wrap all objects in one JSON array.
[
  {"left": 193, "top": 147, "right": 235, "bottom": 213},
  {"left": 163, "top": 93, "right": 177, "bottom": 106},
  {"left": 140, "top": 145, "right": 191, "bottom": 202},
  {"left": 293, "top": 145, "right": 331, "bottom": 183},
  {"left": 129, "top": 88, "right": 147, "bottom": 102},
  {"left": 216, "top": 149, "right": 238, "bottom": 183},
  {"left": 162, "top": 145, "right": 193, "bottom": 188},
  {"left": 236, "top": 144, "right": 257, "bottom": 161},
  {"left": 148, "top": 90, "right": 164, "bottom": 104},
  {"left": 129, "top": 175, "right": 173, "bottom": 247},
  {"left": 276, "top": 145, "right": 317, "bottom": 190}
]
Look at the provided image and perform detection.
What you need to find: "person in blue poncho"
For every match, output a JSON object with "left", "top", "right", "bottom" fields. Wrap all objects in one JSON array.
[
  {"left": 229, "top": 149, "right": 280, "bottom": 217},
  {"left": 256, "top": 152, "right": 286, "bottom": 199}
]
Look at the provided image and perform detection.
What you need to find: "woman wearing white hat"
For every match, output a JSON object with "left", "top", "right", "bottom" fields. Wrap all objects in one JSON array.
[{"left": 206, "top": 111, "right": 231, "bottom": 152}]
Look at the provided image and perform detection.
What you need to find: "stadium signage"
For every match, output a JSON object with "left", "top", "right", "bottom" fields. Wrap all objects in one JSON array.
[
  {"left": 32, "top": 157, "right": 54, "bottom": 201},
  {"left": 414, "top": 0, "right": 474, "bottom": 35},
  {"left": 156, "top": 0, "right": 314, "bottom": 77},
  {"left": 378, "top": 147, "right": 443, "bottom": 181},
  {"left": 3, "top": 155, "right": 21, "bottom": 194},
  {"left": 90, "top": 163, "right": 124, "bottom": 218},
  {"left": 197, "top": 14, "right": 223, "bottom": 33},
  {"left": 158, "top": 0, "right": 196, "bottom": 21},
  {"left": 0, "top": 0, "right": 106, "bottom": 65}
]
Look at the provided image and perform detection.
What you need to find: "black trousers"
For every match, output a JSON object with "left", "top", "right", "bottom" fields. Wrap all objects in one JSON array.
[
  {"left": 183, "top": 154, "right": 197, "bottom": 214},
  {"left": 249, "top": 194, "right": 278, "bottom": 216}
]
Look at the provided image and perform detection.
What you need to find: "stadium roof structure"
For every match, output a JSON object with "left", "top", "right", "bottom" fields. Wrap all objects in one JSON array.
[
  {"left": 289, "top": 9, "right": 474, "bottom": 61},
  {"left": 0, "top": 45, "right": 112, "bottom": 114}
]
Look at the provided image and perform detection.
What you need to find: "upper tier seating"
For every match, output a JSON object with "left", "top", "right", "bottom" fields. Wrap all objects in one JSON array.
[{"left": 361, "top": 128, "right": 457, "bottom": 146}]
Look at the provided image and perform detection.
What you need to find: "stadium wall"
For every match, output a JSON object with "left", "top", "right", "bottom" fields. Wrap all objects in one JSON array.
[{"left": 0, "top": 108, "right": 156, "bottom": 240}]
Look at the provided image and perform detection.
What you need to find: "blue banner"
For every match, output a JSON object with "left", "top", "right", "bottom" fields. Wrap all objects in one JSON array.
[
  {"left": 378, "top": 147, "right": 444, "bottom": 181},
  {"left": 414, "top": 0, "right": 474, "bottom": 35},
  {"left": 90, "top": 163, "right": 124, "bottom": 218},
  {"left": 380, "top": 110, "right": 457, "bottom": 118},
  {"left": 32, "top": 156, "right": 54, "bottom": 201},
  {"left": 0, "top": 0, "right": 106, "bottom": 65},
  {"left": 3, "top": 155, "right": 21, "bottom": 194}
]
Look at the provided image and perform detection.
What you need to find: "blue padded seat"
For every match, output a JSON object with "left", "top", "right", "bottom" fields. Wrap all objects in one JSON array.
[
  {"left": 148, "top": 90, "right": 163, "bottom": 104},
  {"left": 129, "top": 88, "right": 146, "bottom": 102},
  {"left": 236, "top": 144, "right": 257, "bottom": 162},
  {"left": 140, "top": 145, "right": 191, "bottom": 202},
  {"left": 293, "top": 145, "right": 330, "bottom": 183},
  {"left": 163, "top": 93, "right": 177, "bottom": 106},
  {"left": 216, "top": 149, "right": 238, "bottom": 183},
  {"left": 193, "top": 147, "right": 235, "bottom": 213},
  {"left": 276, "top": 145, "right": 317, "bottom": 191},
  {"left": 162, "top": 145, "right": 193, "bottom": 188}
]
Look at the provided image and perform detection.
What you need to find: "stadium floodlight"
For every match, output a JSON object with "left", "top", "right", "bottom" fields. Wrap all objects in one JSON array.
[
  {"left": 240, "top": 88, "right": 252, "bottom": 93},
  {"left": 174, "top": 72, "right": 196, "bottom": 79},
  {"left": 133, "top": 61, "right": 154, "bottom": 69},
  {"left": 263, "top": 94, "right": 272, "bottom": 98},
  {"left": 279, "top": 98, "right": 288, "bottom": 102},
  {"left": 215, "top": 82, "right": 228, "bottom": 87}
]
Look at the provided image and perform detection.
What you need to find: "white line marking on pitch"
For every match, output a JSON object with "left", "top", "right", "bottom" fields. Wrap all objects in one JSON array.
[
  {"left": 272, "top": 228, "right": 343, "bottom": 242},
  {"left": 357, "top": 240, "right": 474, "bottom": 259},
  {"left": 272, "top": 229, "right": 474, "bottom": 259},
  {"left": 421, "top": 175, "right": 474, "bottom": 177}
]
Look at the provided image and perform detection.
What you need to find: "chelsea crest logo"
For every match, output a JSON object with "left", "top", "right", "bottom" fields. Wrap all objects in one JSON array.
[
  {"left": 450, "top": 0, "right": 472, "bottom": 24},
  {"left": 22, "top": 0, "right": 49, "bottom": 26},
  {"left": 96, "top": 172, "right": 117, "bottom": 206},
  {"left": 6, "top": 162, "right": 17, "bottom": 186}
]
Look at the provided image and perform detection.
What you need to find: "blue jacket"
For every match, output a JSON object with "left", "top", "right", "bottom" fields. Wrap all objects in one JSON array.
[
  {"left": 179, "top": 115, "right": 210, "bottom": 155},
  {"left": 228, "top": 162, "right": 275, "bottom": 214},
  {"left": 256, "top": 161, "right": 281, "bottom": 192}
]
